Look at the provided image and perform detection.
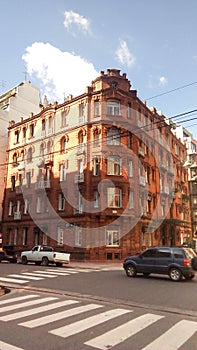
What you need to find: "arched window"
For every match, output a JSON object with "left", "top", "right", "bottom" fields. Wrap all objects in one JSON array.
[
  {"left": 13, "top": 152, "right": 18, "bottom": 165},
  {"left": 61, "top": 137, "right": 67, "bottom": 152},
  {"left": 78, "top": 131, "right": 84, "bottom": 144},
  {"left": 107, "top": 99, "right": 120, "bottom": 116}
]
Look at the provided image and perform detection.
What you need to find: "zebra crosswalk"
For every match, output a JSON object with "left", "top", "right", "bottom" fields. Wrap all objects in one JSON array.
[
  {"left": 0, "top": 292, "right": 196, "bottom": 350},
  {"left": 0, "top": 267, "right": 97, "bottom": 285}
]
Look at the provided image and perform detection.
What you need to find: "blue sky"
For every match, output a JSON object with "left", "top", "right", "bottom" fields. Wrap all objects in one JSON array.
[{"left": 0, "top": 0, "right": 197, "bottom": 137}]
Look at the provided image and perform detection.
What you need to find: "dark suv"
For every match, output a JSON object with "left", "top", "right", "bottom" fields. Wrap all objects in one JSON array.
[{"left": 123, "top": 246, "right": 197, "bottom": 281}]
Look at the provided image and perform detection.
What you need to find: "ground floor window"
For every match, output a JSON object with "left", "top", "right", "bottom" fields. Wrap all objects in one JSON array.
[
  {"left": 57, "top": 227, "right": 64, "bottom": 246},
  {"left": 22, "top": 227, "right": 28, "bottom": 245},
  {"left": 75, "top": 227, "right": 82, "bottom": 247}
]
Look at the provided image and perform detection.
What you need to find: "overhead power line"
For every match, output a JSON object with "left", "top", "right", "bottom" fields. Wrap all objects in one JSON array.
[{"left": 146, "top": 81, "right": 197, "bottom": 101}]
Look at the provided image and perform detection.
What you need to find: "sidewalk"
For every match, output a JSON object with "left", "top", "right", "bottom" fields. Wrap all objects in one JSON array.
[{"left": 66, "top": 260, "right": 122, "bottom": 270}]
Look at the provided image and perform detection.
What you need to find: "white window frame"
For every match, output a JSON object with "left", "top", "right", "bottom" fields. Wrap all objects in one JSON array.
[
  {"left": 129, "top": 190, "right": 134, "bottom": 209},
  {"left": 24, "top": 198, "right": 30, "bottom": 214},
  {"left": 75, "top": 227, "right": 82, "bottom": 247},
  {"left": 8, "top": 201, "right": 13, "bottom": 216},
  {"left": 58, "top": 193, "right": 65, "bottom": 211},
  {"left": 107, "top": 99, "right": 120, "bottom": 116},
  {"left": 14, "top": 228, "right": 18, "bottom": 246},
  {"left": 128, "top": 160, "right": 133, "bottom": 177},
  {"left": 60, "top": 163, "right": 66, "bottom": 182},
  {"left": 106, "top": 229, "right": 120, "bottom": 246},
  {"left": 93, "top": 157, "right": 100, "bottom": 176},
  {"left": 36, "top": 196, "right": 42, "bottom": 213},
  {"left": 107, "top": 187, "right": 122, "bottom": 208},
  {"left": 107, "top": 156, "right": 122, "bottom": 175}
]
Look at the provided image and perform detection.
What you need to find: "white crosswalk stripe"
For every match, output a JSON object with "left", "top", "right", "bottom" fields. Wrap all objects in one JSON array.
[
  {"left": 0, "top": 294, "right": 39, "bottom": 305},
  {"left": 0, "top": 340, "right": 24, "bottom": 350},
  {"left": 19, "top": 303, "right": 103, "bottom": 328},
  {"left": 0, "top": 277, "right": 28, "bottom": 284},
  {"left": 0, "top": 267, "right": 99, "bottom": 285},
  {"left": 142, "top": 319, "right": 197, "bottom": 350},
  {"left": 0, "top": 296, "right": 58, "bottom": 314},
  {"left": 1, "top": 299, "right": 78, "bottom": 322},
  {"left": 0, "top": 293, "right": 197, "bottom": 349},
  {"left": 8, "top": 274, "right": 44, "bottom": 280},
  {"left": 85, "top": 313, "right": 164, "bottom": 349},
  {"left": 49, "top": 308, "right": 131, "bottom": 338}
]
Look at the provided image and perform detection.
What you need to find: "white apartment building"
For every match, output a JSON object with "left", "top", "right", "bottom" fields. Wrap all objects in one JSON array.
[{"left": 0, "top": 81, "right": 41, "bottom": 219}]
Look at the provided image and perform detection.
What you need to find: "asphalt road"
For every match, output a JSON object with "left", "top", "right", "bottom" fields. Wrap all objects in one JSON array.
[
  {"left": 0, "top": 262, "right": 197, "bottom": 314},
  {"left": 0, "top": 263, "right": 197, "bottom": 350}
]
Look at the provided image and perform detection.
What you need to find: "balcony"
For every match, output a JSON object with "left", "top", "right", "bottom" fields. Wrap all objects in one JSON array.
[
  {"left": 74, "top": 173, "right": 84, "bottom": 183},
  {"left": 35, "top": 179, "right": 51, "bottom": 190},
  {"left": 14, "top": 211, "right": 21, "bottom": 220}
]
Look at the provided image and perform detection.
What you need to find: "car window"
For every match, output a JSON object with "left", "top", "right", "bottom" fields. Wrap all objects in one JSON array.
[
  {"left": 155, "top": 249, "right": 171, "bottom": 258},
  {"left": 173, "top": 249, "right": 184, "bottom": 259},
  {"left": 142, "top": 249, "right": 157, "bottom": 258}
]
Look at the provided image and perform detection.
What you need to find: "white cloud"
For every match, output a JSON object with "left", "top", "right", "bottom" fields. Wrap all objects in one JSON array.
[
  {"left": 22, "top": 42, "right": 98, "bottom": 102},
  {"left": 116, "top": 40, "right": 135, "bottom": 67},
  {"left": 159, "top": 76, "right": 168, "bottom": 86},
  {"left": 64, "top": 10, "right": 90, "bottom": 34}
]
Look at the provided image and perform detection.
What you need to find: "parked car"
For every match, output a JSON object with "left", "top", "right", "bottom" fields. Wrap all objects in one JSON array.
[
  {"left": 123, "top": 246, "right": 197, "bottom": 281},
  {"left": 21, "top": 245, "right": 70, "bottom": 267},
  {"left": 0, "top": 249, "right": 17, "bottom": 263}
]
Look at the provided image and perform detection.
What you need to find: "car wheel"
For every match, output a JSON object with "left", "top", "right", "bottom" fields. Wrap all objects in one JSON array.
[
  {"left": 21, "top": 256, "right": 27, "bottom": 265},
  {"left": 125, "top": 264, "right": 137, "bottom": 277},
  {"left": 42, "top": 257, "right": 49, "bottom": 266},
  {"left": 169, "top": 268, "right": 182, "bottom": 281}
]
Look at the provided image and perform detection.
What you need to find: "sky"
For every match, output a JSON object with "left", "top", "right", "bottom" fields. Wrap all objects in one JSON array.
[{"left": 0, "top": 0, "right": 197, "bottom": 138}]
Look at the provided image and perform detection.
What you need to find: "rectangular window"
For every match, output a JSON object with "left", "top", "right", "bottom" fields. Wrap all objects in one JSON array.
[
  {"left": 42, "top": 233, "right": 47, "bottom": 245},
  {"left": 36, "top": 196, "right": 42, "bottom": 213},
  {"left": 11, "top": 175, "right": 16, "bottom": 191},
  {"left": 14, "top": 228, "right": 18, "bottom": 245},
  {"left": 106, "top": 229, "right": 120, "bottom": 246},
  {"left": 107, "top": 187, "right": 122, "bottom": 208},
  {"left": 61, "top": 111, "right": 67, "bottom": 127},
  {"left": 22, "top": 227, "right": 28, "bottom": 245},
  {"left": 129, "top": 190, "right": 134, "bottom": 209},
  {"left": 58, "top": 193, "right": 65, "bottom": 211},
  {"left": 93, "top": 157, "right": 100, "bottom": 176},
  {"left": 107, "top": 156, "right": 122, "bottom": 175},
  {"left": 29, "top": 124, "right": 34, "bottom": 138},
  {"left": 94, "top": 190, "right": 99, "bottom": 208},
  {"left": 75, "top": 227, "right": 82, "bottom": 246},
  {"left": 8, "top": 201, "right": 13, "bottom": 216},
  {"left": 60, "top": 164, "right": 66, "bottom": 181},
  {"left": 26, "top": 172, "right": 31, "bottom": 188},
  {"left": 127, "top": 103, "right": 131, "bottom": 118},
  {"left": 57, "top": 227, "right": 64, "bottom": 246},
  {"left": 24, "top": 198, "right": 30, "bottom": 214},
  {"left": 94, "top": 101, "right": 101, "bottom": 116},
  {"left": 128, "top": 160, "right": 133, "bottom": 177}
]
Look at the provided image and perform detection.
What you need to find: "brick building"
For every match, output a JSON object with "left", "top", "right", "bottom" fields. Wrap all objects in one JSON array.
[{"left": 1, "top": 69, "right": 192, "bottom": 261}]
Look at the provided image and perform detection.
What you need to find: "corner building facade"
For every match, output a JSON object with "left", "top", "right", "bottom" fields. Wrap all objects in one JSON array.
[{"left": 2, "top": 69, "right": 192, "bottom": 261}]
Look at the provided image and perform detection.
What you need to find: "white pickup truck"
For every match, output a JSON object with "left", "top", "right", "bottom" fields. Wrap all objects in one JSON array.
[{"left": 21, "top": 245, "right": 70, "bottom": 267}]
